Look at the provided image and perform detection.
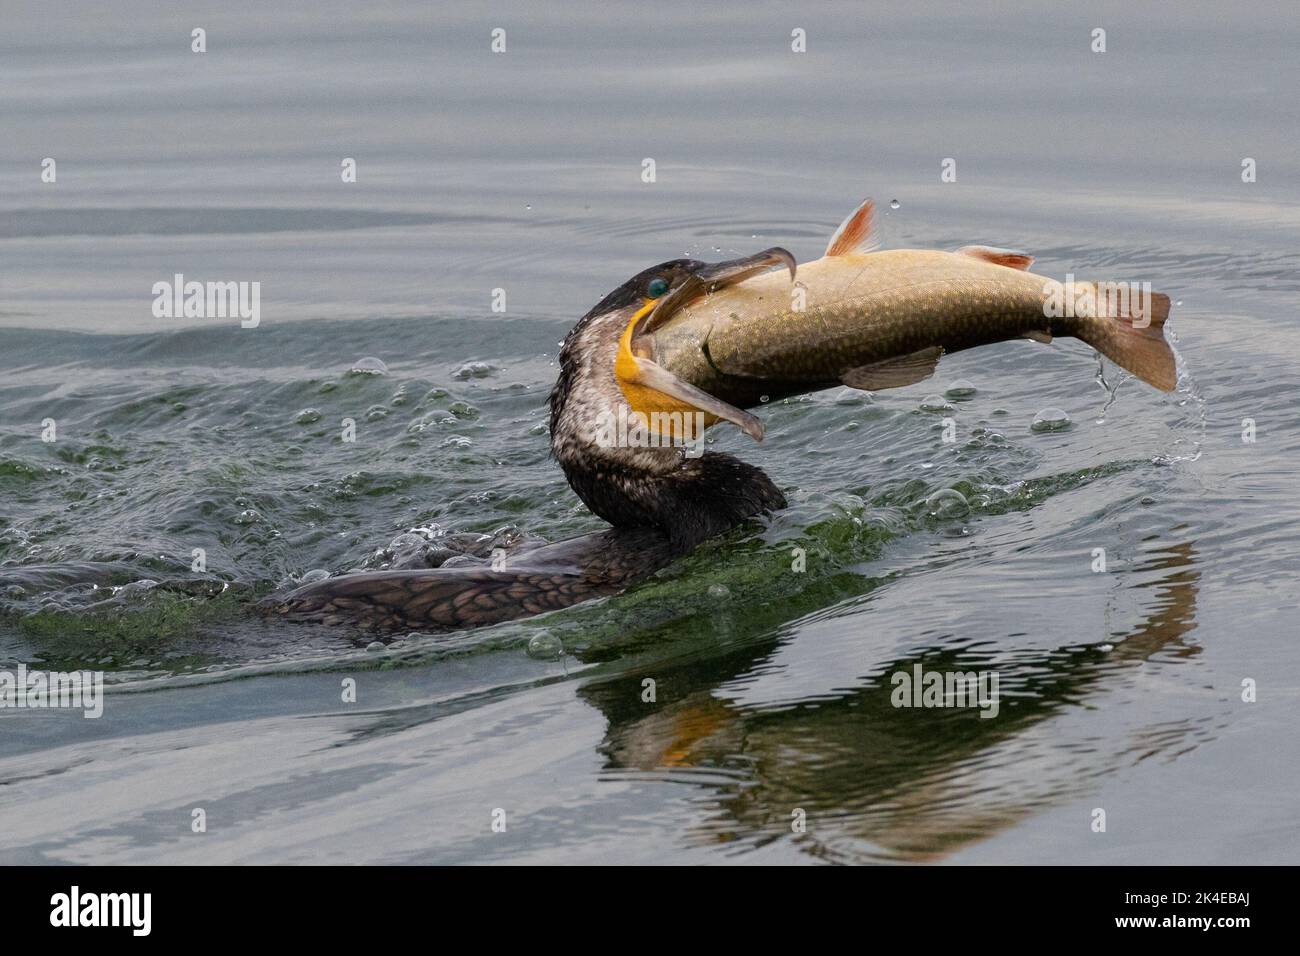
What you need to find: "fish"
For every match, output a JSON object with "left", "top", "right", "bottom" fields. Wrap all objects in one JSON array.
[{"left": 620, "top": 199, "right": 1176, "bottom": 439}]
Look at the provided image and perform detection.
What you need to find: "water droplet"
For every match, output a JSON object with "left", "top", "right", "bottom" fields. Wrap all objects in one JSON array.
[
  {"left": 919, "top": 395, "right": 953, "bottom": 412},
  {"left": 295, "top": 408, "right": 322, "bottom": 424},
  {"left": 300, "top": 568, "right": 330, "bottom": 584},
  {"left": 707, "top": 583, "right": 731, "bottom": 599},
  {"left": 889, "top": 199, "right": 900, "bottom": 210},
  {"left": 526, "top": 632, "right": 564, "bottom": 660},
  {"left": 925, "top": 488, "right": 969, "bottom": 518},
  {"left": 1030, "top": 407, "right": 1071, "bottom": 432},
  {"left": 945, "top": 379, "right": 977, "bottom": 399},
  {"left": 349, "top": 356, "right": 389, "bottom": 376}
]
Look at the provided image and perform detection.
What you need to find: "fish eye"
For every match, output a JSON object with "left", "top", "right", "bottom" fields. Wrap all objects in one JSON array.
[{"left": 647, "top": 277, "right": 669, "bottom": 299}]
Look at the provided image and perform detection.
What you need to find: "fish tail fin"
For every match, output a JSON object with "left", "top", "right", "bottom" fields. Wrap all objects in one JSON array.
[{"left": 1072, "top": 285, "right": 1177, "bottom": 391}]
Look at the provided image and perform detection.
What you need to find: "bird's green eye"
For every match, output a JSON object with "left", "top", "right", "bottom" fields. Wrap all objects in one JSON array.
[{"left": 647, "top": 277, "right": 669, "bottom": 298}]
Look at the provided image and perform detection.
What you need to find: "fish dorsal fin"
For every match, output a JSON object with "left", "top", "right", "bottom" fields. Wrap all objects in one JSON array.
[
  {"left": 824, "top": 198, "right": 879, "bottom": 257},
  {"left": 840, "top": 346, "right": 943, "bottom": 391},
  {"left": 955, "top": 245, "right": 1034, "bottom": 271}
]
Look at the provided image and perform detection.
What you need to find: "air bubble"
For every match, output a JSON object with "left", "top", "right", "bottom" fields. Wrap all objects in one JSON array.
[
  {"left": 526, "top": 633, "right": 564, "bottom": 660},
  {"left": 453, "top": 361, "right": 496, "bottom": 380},
  {"left": 925, "top": 488, "right": 970, "bottom": 518},
  {"left": 945, "top": 379, "right": 977, "bottom": 399},
  {"left": 1030, "top": 407, "right": 1071, "bottom": 432},
  {"left": 349, "top": 356, "right": 389, "bottom": 376}
]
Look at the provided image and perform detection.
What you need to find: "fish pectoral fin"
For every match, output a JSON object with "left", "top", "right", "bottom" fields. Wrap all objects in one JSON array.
[
  {"left": 955, "top": 245, "right": 1035, "bottom": 271},
  {"left": 629, "top": 356, "right": 766, "bottom": 442},
  {"left": 825, "top": 198, "right": 880, "bottom": 257},
  {"left": 840, "top": 346, "right": 944, "bottom": 391}
]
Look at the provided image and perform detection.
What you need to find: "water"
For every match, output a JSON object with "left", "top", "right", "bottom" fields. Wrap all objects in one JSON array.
[{"left": 2, "top": 0, "right": 1299, "bottom": 864}]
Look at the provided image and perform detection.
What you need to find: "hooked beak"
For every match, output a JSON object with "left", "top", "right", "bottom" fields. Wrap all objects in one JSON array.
[
  {"left": 696, "top": 246, "right": 797, "bottom": 287},
  {"left": 639, "top": 247, "right": 796, "bottom": 339}
]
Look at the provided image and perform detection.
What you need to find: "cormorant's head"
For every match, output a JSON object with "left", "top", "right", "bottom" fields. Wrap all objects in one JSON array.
[{"left": 547, "top": 250, "right": 794, "bottom": 548}]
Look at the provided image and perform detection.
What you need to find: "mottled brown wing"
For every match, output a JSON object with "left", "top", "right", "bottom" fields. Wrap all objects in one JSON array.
[
  {"left": 263, "top": 566, "right": 622, "bottom": 632},
  {"left": 262, "top": 527, "right": 681, "bottom": 633}
]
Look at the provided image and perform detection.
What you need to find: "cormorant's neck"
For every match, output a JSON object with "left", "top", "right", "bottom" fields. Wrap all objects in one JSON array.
[
  {"left": 556, "top": 448, "right": 786, "bottom": 554},
  {"left": 547, "top": 303, "right": 785, "bottom": 553}
]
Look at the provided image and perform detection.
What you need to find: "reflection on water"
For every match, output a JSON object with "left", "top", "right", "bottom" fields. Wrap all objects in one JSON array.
[{"left": 582, "top": 542, "right": 1203, "bottom": 862}]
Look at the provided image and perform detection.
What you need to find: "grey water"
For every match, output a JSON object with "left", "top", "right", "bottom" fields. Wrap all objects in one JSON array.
[{"left": 1, "top": 0, "right": 1298, "bottom": 863}]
